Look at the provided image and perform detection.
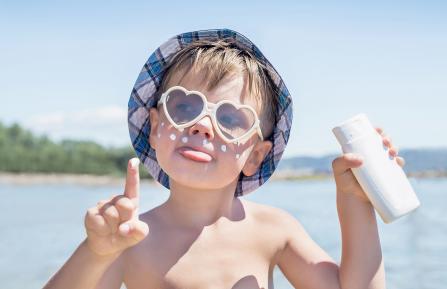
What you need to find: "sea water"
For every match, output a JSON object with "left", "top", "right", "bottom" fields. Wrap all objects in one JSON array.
[{"left": 0, "top": 178, "right": 445, "bottom": 289}]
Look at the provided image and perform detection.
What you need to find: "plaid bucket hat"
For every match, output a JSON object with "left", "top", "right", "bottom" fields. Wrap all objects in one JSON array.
[{"left": 128, "top": 28, "right": 293, "bottom": 197}]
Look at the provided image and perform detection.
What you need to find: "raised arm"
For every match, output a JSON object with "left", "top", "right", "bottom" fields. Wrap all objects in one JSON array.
[
  {"left": 42, "top": 158, "right": 149, "bottom": 289},
  {"left": 276, "top": 190, "right": 386, "bottom": 289},
  {"left": 276, "top": 209, "right": 342, "bottom": 289},
  {"left": 334, "top": 126, "right": 403, "bottom": 288},
  {"left": 277, "top": 126, "right": 404, "bottom": 289},
  {"left": 336, "top": 183, "right": 385, "bottom": 289},
  {"left": 42, "top": 239, "right": 124, "bottom": 289}
]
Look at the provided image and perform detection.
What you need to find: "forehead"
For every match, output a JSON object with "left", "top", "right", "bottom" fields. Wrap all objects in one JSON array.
[{"left": 165, "top": 67, "right": 261, "bottom": 112}]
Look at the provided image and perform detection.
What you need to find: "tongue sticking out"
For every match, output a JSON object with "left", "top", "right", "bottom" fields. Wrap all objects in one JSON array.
[{"left": 178, "top": 147, "right": 213, "bottom": 163}]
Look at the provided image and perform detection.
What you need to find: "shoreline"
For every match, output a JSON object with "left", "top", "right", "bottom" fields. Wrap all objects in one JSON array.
[
  {"left": 0, "top": 172, "right": 155, "bottom": 186},
  {"left": 1, "top": 171, "right": 446, "bottom": 185}
]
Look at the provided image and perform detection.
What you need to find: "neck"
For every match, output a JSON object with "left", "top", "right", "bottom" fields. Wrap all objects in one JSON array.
[{"left": 162, "top": 178, "right": 243, "bottom": 230}]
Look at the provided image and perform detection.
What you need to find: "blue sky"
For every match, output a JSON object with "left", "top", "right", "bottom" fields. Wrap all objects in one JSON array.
[{"left": 1, "top": 0, "right": 446, "bottom": 157}]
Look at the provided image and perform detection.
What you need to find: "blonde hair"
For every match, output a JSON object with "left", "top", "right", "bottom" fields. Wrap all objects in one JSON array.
[{"left": 159, "top": 39, "right": 279, "bottom": 138}]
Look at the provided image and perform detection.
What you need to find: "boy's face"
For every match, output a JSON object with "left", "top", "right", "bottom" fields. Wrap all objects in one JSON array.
[{"left": 148, "top": 68, "right": 273, "bottom": 191}]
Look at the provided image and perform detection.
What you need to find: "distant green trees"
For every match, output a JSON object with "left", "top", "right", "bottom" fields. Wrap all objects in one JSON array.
[{"left": 0, "top": 121, "right": 150, "bottom": 178}]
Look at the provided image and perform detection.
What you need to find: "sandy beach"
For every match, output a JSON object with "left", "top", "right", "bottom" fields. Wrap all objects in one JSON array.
[
  {"left": 1, "top": 170, "right": 444, "bottom": 186},
  {"left": 0, "top": 173, "right": 156, "bottom": 186},
  {"left": 0, "top": 171, "right": 333, "bottom": 186}
]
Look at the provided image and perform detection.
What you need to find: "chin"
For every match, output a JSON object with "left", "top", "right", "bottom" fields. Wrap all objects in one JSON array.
[
  {"left": 163, "top": 165, "right": 239, "bottom": 191},
  {"left": 168, "top": 174, "right": 227, "bottom": 191}
]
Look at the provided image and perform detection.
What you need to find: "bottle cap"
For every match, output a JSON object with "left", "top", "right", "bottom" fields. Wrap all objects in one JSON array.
[{"left": 332, "top": 113, "right": 376, "bottom": 145}]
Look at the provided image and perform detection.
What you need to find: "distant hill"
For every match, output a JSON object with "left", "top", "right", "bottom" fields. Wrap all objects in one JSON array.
[{"left": 278, "top": 148, "right": 447, "bottom": 177}]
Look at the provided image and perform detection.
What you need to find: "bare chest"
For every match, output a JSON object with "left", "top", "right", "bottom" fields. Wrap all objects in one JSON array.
[{"left": 123, "top": 222, "right": 280, "bottom": 289}]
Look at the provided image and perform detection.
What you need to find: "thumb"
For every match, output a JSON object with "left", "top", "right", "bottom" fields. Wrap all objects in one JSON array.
[
  {"left": 332, "top": 153, "right": 364, "bottom": 175},
  {"left": 119, "top": 220, "right": 149, "bottom": 242}
]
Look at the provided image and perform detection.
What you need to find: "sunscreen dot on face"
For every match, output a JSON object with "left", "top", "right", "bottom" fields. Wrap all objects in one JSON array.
[
  {"left": 157, "top": 132, "right": 161, "bottom": 138},
  {"left": 221, "top": 144, "right": 227, "bottom": 152},
  {"left": 169, "top": 133, "right": 176, "bottom": 141},
  {"left": 181, "top": 136, "right": 188, "bottom": 143},
  {"left": 235, "top": 154, "right": 240, "bottom": 159},
  {"left": 161, "top": 122, "right": 165, "bottom": 127},
  {"left": 203, "top": 139, "right": 209, "bottom": 146},
  {"left": 178, "top": 128, "right": 184, "bottom": 132}
]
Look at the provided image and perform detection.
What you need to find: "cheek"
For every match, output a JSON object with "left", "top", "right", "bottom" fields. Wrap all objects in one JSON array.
[
  {"left": 217, "top": 142, "right": 254, "bottom": 167},
  {"left": 219, "top": 137, "right": 255, "bottom": 161},
  {"left": 156, "top": 112, "right": 183, "bottom": 141},
  {"left": 153, "top": 119, "right": 183, "bottom": 158}
]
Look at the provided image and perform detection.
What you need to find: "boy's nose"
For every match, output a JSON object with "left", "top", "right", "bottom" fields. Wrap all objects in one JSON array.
[{"left": 188, "top": 115, "right": 215, "bottom": 140}]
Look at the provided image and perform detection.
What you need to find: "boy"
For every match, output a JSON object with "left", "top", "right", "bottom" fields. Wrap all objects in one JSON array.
[{"left": 43, "top": 28, "right": 405, "bottom": 289}]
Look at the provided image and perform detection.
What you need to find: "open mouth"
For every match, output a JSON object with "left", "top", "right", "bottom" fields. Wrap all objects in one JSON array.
[{"left": 177, "top": 147, "right": 213, "bottom": 163}]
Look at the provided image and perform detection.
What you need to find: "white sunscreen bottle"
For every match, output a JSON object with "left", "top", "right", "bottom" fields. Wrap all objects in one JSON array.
[{"left": 332, "top": 113, "right": 421, "bottom": 223}]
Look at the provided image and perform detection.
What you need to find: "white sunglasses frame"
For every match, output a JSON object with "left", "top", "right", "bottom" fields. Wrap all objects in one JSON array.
[{"left": 157, "top": 85, "right": 264, "bottom": 144}]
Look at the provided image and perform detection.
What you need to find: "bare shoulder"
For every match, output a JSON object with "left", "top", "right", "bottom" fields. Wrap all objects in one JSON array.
[
  {"left": 239, "top": 198, "right": 308, "bottom": 261},
  {"left": 240, "top": 198, "right": 303, "bottom": 231}
]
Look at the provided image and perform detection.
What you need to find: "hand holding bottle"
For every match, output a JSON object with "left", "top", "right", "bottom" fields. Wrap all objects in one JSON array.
[
  {"left": 332, "top": 126, "right": 405, "bottom": 202},
  {"left": 332, "top": 113, "right": 420, "bottom": 223}
]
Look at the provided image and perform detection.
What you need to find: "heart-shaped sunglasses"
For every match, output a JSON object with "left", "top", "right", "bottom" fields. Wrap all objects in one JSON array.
[{"left": 157, "top": 86, "right": 263, "bottom": 144}]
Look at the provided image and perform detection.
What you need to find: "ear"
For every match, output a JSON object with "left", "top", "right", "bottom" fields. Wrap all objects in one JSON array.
[
  {"left": 242, "top": 140, "right": 273, "bottom": 176},
  {"left": 148, "top": 107, "right": 160, "bottom": 150}
]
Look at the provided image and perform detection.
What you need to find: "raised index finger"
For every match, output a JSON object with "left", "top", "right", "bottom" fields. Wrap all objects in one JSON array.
[{"left": 124, "top": 158, "right": 140, "bottom": 207}]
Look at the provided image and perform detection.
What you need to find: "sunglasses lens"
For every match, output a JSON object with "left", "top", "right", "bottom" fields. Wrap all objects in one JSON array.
[
  {"left": 166, "top": 89, "right": 203, "bottom": 125},
  {"left": 216, "top": 103, "right": 255, "bottom": 140}
]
